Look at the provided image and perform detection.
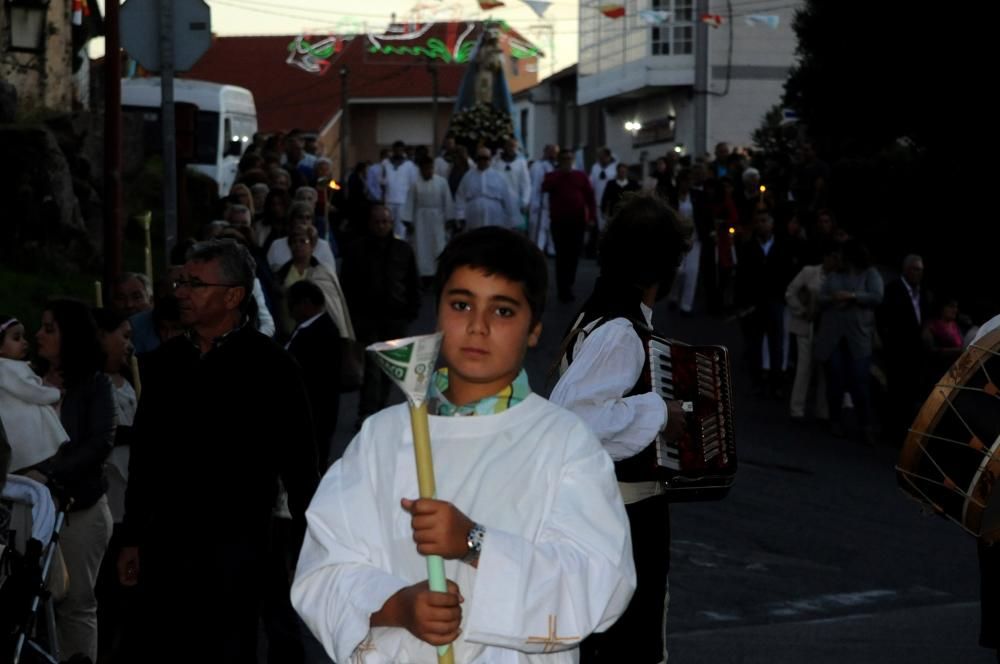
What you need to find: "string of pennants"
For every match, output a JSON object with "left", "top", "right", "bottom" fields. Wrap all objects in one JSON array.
[
  {"left": 477, "top": 0, "right": 553, "bottom": 18},
  {"left": 598, "top": 5, "right": 779, "bottom": 29}
]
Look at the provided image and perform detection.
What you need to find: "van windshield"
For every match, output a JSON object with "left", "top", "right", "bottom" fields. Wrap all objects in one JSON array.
[{"left": 124, "top": 106, "right": 220, "bottom": 166}]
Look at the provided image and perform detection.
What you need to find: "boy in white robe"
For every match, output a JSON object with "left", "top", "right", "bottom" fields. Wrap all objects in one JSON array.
[
  {"left": 292, "top": 227, "right": 636, "bottom": 664},
  {"left": 401, "top": 156, "right": 454, "bottom": 279}
]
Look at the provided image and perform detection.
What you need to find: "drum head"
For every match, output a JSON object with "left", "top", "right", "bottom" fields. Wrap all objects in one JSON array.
[{"left": 897, "top": 328, "right": 1000, "bottom": 543}]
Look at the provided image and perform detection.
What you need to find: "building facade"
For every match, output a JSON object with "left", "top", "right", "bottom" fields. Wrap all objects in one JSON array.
[{"left": 577, "top": 0, "right": 801, "bottom": 172}]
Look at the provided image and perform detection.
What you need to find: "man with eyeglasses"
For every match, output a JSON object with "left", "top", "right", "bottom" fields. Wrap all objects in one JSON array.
[
  {"left": 117, "top": 239, "right": 319, "bottom": 663},
  {"left": 454, "top": 146, "right": 520, "bottom": 231}
]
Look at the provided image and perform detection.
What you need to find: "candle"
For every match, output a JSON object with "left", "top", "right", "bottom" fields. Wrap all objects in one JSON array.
[{"left": 94, "top": 281, "right": 103, "bottom": 308}]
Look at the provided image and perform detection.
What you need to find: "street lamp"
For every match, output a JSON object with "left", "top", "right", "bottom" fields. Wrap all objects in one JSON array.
[
  {"left": 624, "top": 120, "right": 642, "bottom": 135},
  {"left": 7, "top": 0, "right": 51, "bottom": 53}
]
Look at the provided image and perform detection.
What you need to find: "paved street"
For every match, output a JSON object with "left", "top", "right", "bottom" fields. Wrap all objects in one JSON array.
[{"left": 315, "top": 254, "right": 992, "bottom": 663}]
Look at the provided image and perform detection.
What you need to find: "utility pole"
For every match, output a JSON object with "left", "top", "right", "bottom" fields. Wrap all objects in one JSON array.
[
  {"left": 339, "top": 66, "right": 349, "bottom": 181},
  {"left": 159, "top": 0, "right": 178, "bottom": 261},
  {"left": 104, "top": 0, "right": 123, "bottom": 291},
  {"left": 694, "top": 0, "right": 709, "bottom": 159},
  {"left": 428, "top": 60, "right": 439, "bottom": 151}
]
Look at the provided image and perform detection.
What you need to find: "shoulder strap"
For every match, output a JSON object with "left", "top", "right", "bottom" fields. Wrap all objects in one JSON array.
[{"left": 544, "top": 314, "right": 605, "bottom": 391}]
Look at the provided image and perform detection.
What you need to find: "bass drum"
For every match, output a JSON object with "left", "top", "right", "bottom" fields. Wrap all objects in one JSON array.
[{"left": 896, "top": 328, "right": 1000, "bottom": 543}]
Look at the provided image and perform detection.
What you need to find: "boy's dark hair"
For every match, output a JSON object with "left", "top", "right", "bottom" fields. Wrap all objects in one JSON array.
[
  {"left": 600, "top": 193, "right": 691, "bottom": 292},
  {"left": 434, "top": 227, "right": 548, "bottom": 325},
  {"left": 287, "top": 280, "right": 326, "bottom": 310}
]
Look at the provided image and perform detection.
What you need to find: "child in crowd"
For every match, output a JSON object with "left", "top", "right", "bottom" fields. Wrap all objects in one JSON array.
[
  {"left": 292, "top": 227, "right": 636, "bottom": 663},
  {"left": 0, "top": 315, "right": 67, "bottom": 473}
]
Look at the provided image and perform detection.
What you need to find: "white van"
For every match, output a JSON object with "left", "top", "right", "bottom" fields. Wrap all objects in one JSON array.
[{"left": 121, "top": 77, "right": 258, "bottom": 196}]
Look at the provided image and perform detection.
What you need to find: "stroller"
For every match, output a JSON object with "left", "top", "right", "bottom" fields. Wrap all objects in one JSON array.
[{"left": 1, "top": 474, "right": 67, "bottom": 664}]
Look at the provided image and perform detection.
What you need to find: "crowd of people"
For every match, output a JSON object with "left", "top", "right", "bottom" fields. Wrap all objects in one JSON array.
[{"left": 1, "top": 126, "right": 997, "bottom": 663}]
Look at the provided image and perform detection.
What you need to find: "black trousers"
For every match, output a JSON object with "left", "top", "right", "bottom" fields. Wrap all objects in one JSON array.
[
  {"left": 550, "top": 217, "right": 585, "bottom": 299},
  {"left": 980, "top": 539, "right": 1000, "bottom": 652},
  {"left": 743, "top": 301, "right": 785, "bottom": 386},
  {"left": 580, "top": 494, "right": 671, "bottom": 664}
]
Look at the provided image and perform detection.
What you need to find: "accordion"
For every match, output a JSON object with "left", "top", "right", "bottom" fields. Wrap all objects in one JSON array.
[{"left": 615, "top": 328, "right": 738, "bottom": 501}]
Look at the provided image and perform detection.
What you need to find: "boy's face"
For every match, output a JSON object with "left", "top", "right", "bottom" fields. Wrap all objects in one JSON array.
[{"left": 436, "top": 266, "right": 541, "bottom": 406}]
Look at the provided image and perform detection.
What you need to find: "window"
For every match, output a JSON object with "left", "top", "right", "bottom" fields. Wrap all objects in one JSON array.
[{"left": 651, "top": 0, "right": 694, "bottom": 56}]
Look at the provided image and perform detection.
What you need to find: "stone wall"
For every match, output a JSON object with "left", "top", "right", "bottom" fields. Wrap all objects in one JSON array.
[{"left": 0, "top": 0, "right": 75, "bottom": 115}]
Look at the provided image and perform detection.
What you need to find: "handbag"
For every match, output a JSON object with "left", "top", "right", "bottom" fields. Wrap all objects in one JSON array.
[{"left": 339, "top": 337, "right": 366, "bottom": 393}]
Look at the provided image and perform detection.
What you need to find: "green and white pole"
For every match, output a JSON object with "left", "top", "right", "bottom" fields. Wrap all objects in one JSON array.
[{"left": 369, "top": 333, "right": 455, "bottom": 664}]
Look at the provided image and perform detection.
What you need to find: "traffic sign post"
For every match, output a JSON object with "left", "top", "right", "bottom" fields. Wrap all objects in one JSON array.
[{"left": 120, "top": 0, "right": 211, "bottom": 261}]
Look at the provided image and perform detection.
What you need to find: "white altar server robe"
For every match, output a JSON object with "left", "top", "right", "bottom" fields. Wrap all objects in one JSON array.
[
  {"left": 291, "top": 395, "right": 635, "bottom": 664},
  {"left": 493, "top": 155, "right": 532, "bottom": 211},
  {"left": 454, "top": 168, "right": 521, "bottom": 230},
  {"left": 401, "top": 174, "right": 454, "bottom": 277}
]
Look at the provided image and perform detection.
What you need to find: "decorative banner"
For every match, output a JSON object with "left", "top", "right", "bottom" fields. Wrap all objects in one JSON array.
[
  {"left": 479, "top": 0, "right": 506, "bottom": 9},
  {"left": 599, "top": 3, "right": 626, "bottom": 19},
  {"left": 522, "top": 0, "right": 552, "bottom": 18},
  {"left": 745, "top": 14, "right": 780, "bottom": 29},
  {"left": 367, "top": 21, "right": 540, "bottom": 64},
  {"left": 72, "top": 0, "right": 90, "bottom": 26},
  {"left": 638, "top": 9, "right": 672, "bottom": 25},
  {"left": 700, "top": 13, "right": 723, "bottom": 28},
  {"left": 286, "top": 35, "right": 342, "bottom": 75}
]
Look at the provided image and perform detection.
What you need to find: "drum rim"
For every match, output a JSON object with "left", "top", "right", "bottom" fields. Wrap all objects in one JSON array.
[{"left": 897, "top": 327, "right": 1000, "bottom": 540}]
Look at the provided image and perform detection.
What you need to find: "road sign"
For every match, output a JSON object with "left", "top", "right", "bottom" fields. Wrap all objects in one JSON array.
[{"left": 120, "top": 0, "right": 211, "bottom": 72}]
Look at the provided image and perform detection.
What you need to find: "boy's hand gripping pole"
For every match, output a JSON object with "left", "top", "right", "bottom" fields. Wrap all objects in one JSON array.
[{"left": 369, "top": 333, "right": 455, "bottom": 664}]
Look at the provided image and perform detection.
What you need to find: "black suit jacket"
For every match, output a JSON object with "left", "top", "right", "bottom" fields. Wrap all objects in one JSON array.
[
  {"left": 287, "top": 312, "right": 342, "bottom": 458},
  {"left": 879, "top": 278, "right": 931, "bottom": 361}
]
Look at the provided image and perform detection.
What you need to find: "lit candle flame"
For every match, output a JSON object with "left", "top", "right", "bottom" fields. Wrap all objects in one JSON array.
[
  {"left": 728, "top": 227, "right": 736, "bottom": 235},
  {"left": 329, "top": 179, "right": 342, "bottom": 191},
  {"left": 759, "top": 185, "right": 766, "bottom": 193}
]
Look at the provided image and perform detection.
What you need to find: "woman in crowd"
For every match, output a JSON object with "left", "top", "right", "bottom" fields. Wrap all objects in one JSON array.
[
  {"left": 32, "top": 299, "right": 115, "bottom": 662},
  {"left": 274, "top": 223, "right": 354, "bottom": 345},
  {"left": 813, "top": 240, "right": 884, "bottom": 444}
]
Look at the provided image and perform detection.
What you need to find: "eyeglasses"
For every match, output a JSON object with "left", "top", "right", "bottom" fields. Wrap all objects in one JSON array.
[
  {"left": 289, "top": 237, "right": 312, "bottom": 246},
  {"left": 172, "top": 279, "right": 240, "bottom": 291}
]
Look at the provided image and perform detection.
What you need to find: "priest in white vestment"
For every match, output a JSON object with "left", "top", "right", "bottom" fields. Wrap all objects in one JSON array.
[
  {"left": 492, "top": 138, "right": 532, "bottom": 227},
  {"left": 401, "top": 158, "right": 454, "bottom": 277},
  {"left": 529, "top": 144, "right": 558, "bottom": 254},
  {"left": 454, "top": 147, "right": 520, "bottom": 230},
  {"left": 382, "top": 141, "right": 419, "bottom": 239}
]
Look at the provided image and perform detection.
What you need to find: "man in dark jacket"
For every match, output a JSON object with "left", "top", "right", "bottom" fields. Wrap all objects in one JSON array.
[
  {"left": 736, "top": 208, "right": 795, "bottom": 396},
  {"left": 118, "top": 239, "right": 319, "bottom": 663},
  {"left": 600, "top": 163, "right": 641, "bottom": 222},
  {"left": 543, "top": 148, "right": 597, "bottom": 302},
  {"left": 339, "top": 204, "right": 420, "bottom": 427},
  {"left": 878, "top": 254, "right": 931, "bottom": 443}
]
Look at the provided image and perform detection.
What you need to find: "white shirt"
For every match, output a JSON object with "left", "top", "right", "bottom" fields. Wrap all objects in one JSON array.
[
  {"left": 759, "top": 235, "right": 775, "bottom": 256},
  {"left": 382, "top": 158, "right": 419, "bottom": 206},
  {"left": 454, "top": 168, "right": 520, "bottom": 229},
  {"left": 252, "top": 277, "right": 276, "bottom": 338},
  {"left": 0, "top": 358, "right": 68, "bottom": 473},
  {"left": 291, "top": 395, "right": 635, "bottom": 664},
  {"left": 901, "top": 279, "right": 922, "bottom": 325},
  {"left": 589, "top": 160, "right": 618, "bottom": 222},
  {"left": 492, "top": 154, "right": 532, "bottom": 210},
  {"left": 285, "top": 311, "right": 325, "bottom": 349},
  {"left": 550, "top": 303, "right": 670, "bottom": 464},
  {"left": 266, "top": 237, "right": 337, "bottom": 274}
]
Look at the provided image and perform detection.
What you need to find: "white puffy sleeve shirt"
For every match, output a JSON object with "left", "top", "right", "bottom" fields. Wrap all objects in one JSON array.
[
  {"left": 548, "top": 307, "right": 670, "bottom": 462},
  {"left": 291, "top": 395, "right": 635, "bottom": 664}
]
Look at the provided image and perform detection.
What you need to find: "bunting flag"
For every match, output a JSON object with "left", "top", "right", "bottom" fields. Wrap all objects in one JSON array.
[
  {"left": 638, "top": 9, "right": 672, "bottom": 25},
  {"left": 522, "top": 0, "right": 552, "bottom": 18},
  {"left": 72, "top": 0, "right": 89, "bottom": 26},
  {"left": 700, "top": 13, "right": 723, "bottom": 28},
  {"left": 745, "top": 14, "right": 780, "bottom": 29},
  {"left": 479, "top": 0, "right": 506, "bottom": 9},
  {"left": 599, "top": 3, "right": 626, "bottom": 19}
]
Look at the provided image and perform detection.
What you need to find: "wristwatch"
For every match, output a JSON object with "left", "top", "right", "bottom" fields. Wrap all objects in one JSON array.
[{"left": 462, "top": 522, "right": 486, "bottom": 564}]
